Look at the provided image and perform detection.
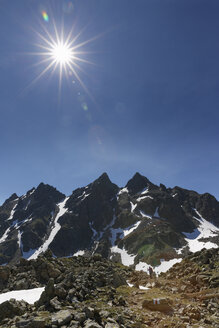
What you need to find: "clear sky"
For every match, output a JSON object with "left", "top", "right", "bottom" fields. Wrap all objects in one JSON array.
[{"left": 0, "top": 0, "right": 218, "bottom": 204}]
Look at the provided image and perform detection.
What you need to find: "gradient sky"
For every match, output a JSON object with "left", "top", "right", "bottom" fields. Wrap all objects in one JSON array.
[{"left": 0, "top": 0, "right": 219, "bottom": 204}]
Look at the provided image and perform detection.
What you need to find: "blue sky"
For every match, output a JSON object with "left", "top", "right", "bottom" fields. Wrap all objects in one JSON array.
[{"left": 0, "top": 0, "right": 219, "bottom": 203}]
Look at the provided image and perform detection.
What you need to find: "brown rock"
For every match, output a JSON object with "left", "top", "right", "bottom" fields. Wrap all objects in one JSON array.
[{"left": 142, "top": 298, "right": 173, "bottom": 313}]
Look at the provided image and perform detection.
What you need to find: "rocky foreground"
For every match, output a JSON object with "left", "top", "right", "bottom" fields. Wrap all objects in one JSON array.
[{"left": 0, "top": 248, "right": 218, "bottom": 328}]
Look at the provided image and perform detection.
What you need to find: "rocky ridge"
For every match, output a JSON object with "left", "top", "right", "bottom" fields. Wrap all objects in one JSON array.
[{"left": 0, "top": 173, "right": 218, "bottom": 271}]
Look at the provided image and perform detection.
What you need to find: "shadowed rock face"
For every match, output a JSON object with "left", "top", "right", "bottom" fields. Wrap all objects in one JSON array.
[
  {"left": 0, "top": 173, "right": 218, "bottom": 266},
  {"left": 0, "top": 183, "right": 65, "bottom": 264},
  {"left": 125, "top": 172, "right": 157, "bottom": 194}
]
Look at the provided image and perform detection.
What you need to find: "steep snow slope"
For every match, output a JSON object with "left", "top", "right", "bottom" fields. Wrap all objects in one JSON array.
[{"left": 29, "top": 197, "right": 69, "bottom": 259}]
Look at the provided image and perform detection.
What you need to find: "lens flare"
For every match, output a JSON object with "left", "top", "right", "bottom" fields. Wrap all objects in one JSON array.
[{"left": 42, "top": 11, "right": 49, "bottom": 22}]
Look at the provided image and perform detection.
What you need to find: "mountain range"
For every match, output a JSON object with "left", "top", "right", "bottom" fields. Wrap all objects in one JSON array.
[{"left": 0, "top": 172, "right": 219, "bottom": 272}]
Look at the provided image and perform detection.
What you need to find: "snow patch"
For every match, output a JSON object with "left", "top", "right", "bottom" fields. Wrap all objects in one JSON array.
[
  {"left": 24, "top": 199, "right": 31, "bottom": 211},
  {"left": 141, "top": 187, "right": 149, "bottom": 195},
  {"left": 13, "top": 216, "right": 32, "bottom": 230},
  {"left": 110, "top": 216, "right": 141, "bottom": 245},
  {"left": 7, "top": 203, "right": 17, "bottom": 221},
  {"left": 135, "top": 261, "right": 151, "bottom": 272},
  {"left": 136, "top": 258, "right": 182, "bottom": 275},
  {"left": 127, "top": 281, "right": 134, "bottom": 287},
  {"left": 139, "top": 285, "right": 150, "bottom": 290},
  {"left": 136, "top": 195, "right": 153, "bottom": 202},
  {"left": 154, "top": 258, "right": 182, "bottom": 275},
  {"left": 123, "top": 221, "right": 141, "bottom": 237},
  {"left": 78, "top": 191, "right": 90, "bottom": 201},
  {"left": 110, "top": 212, "right": 141, "bottom": 266},
  {"left": 29, "top": 197, "right": 69, "bottom": 260},
  {"left": 111, "top": 245, "right": 136, "bottom": 266},
  {"left": 0, "top": 287, "right": 45, "bottom": 305},
  {"left": 0, "top": 227, "right": 11, "bottom": 244},
  {"left": 73, "top": 250, "right": 85, "bottom": 257},
  {"left": 17, "top": 230, "right": 22, "bottom": 248},
  {"left": 117, "top": 187, "right": 128, "bottom": 195},
  {"left": 175, "top": 248, "right": 183, "bottom": 255},
  {"left": 154, "top": 207, "right": 160, "bottom": 218},
  {"left": 182, "top": 209, "right": 219, "bottom": 253},
  {"left": 130, "top": 202, "right": 137, "bottom": 212},
  {"left": 140, "top": 211, "right": 152, "bottom": 219},
  {"left": 28, "top": 189, "right": 35, "bottom": 196}
]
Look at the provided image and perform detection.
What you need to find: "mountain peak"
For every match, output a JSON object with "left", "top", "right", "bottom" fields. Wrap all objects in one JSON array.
[
  {"left": 3, "top": 193, "right": 18, "bottom": 205},
  {"left": 90, "top": 173, "right": 119, "bottom": 197},
  {"left": 125, "top": 172, "right": 152, "bottom": 194},
  {"left": 94, "top": 172, "right": 111, "bottom": 185},
  {"left": 33, "top": 182, "right": 65, "bottom": 202}
]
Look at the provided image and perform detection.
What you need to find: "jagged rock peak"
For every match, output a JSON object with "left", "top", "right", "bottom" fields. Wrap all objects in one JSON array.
[
  {"left": 26, "top": 187, "right": 35, "bottom": 195},
  {"left": 93, "top": 172, "right": 111, "bottom": 184},
  {"left": 3, "top": 193, "right": 18, "bottom": 204},
  {"left": 125, "top": 172, "right": 154, "bottom": 194},
  {"left": 33, "top": 182, "right": 65, "bottom": 203},
  {"left": 35, "top": 182, "right": 64, "bottom": 194},
  {"left": 92, "top": 172, "right": 119, "bottom": 193}
]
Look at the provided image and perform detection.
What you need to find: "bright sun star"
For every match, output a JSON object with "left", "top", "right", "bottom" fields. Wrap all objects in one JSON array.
[
  {"left": 28, "top": 17, "right": 97, "bottom": 96},
  {"left": 51, "top": 42, "right": 74, "bottom": 64}
]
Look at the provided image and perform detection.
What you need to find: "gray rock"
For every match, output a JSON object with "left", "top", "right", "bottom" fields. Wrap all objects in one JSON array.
[
  {"left": 50, "top": 296, "right": 62, "bottom": 310},
  {"left": 105, "top": 323, "right": 119, "bottom": 328},
  {"left": 69, "top": 321, "right": 80, "bottom": 328},
  {"left": 0, "top": 299, "right": 25, "bottom": 322},
  {"left": 84, "top": 319, "right": 102, "bottom": 328},
  {"left": 51, "top": 309, "right": 72, "bottom": 326},
  {"left": 54, "top": 285, "right": 67, "bottom": 299},
  {"left": 36, "top": 278, "right": 54, "bottom": 307},
  {"left": 73, "top": 312, "right": 86, "bottom": 324},
  {"left": 84, "top": 306, "right": 95, "bottom": 319},
  {"left": 16, "top": 318, "right": 46, "bottom": 328}
]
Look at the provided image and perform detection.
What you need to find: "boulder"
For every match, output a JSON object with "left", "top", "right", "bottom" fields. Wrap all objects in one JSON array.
[
  {"left": 112, "top": 272, "right": 127, "bottom": 288},
  {"left": 0, "top": 299, "right": 25, "bottom": 322},
  {"left": 105, "top": 323, "right": 119, "bottom": 328},
  {"left": 84, "top": 320, "right": 102, "bottom": 328},
  {"left": 0, "top": 266, "right": 10, "bottom": 282},
  {"left": 35, "top": 278, "right": 54, "bottom": 307},
  {"left": 51, "top": 309, "right": 72, "bottom": 326},
  {"left": 16, "top": 318, "right": 46, "bottom": 328},
  {"left": 142, "top": 298, "right": 173, "bottom": 313}
]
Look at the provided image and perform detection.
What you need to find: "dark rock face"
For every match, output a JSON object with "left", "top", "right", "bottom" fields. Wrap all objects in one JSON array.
[
  {"left": 0, "top": 173, "right": 218, "bottom": 267},
  {"left": 0, "top": 184, "right": 65, "bottom": 264},
  {"left": 125, "top": 172, "right": 156, "bottom": 194}
]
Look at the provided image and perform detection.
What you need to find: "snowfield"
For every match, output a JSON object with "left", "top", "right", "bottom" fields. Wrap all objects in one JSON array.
[
  {"left": 154, "top": 258, "right": 182, "bottom": 275},
  {"left": 135, "top": 258, "right": 182, "bottom": 275},
  {"left": 0, "top": 287, "right": 44, "bottom": 305},
  {"left": 183, "top": 209, "right": 219, "bottom": 253}
]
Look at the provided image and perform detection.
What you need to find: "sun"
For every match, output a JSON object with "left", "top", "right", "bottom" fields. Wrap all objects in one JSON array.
[
  {"left": 51, "top": 42, "right": 74, "bottom": 65},
  {"left": 28, "top": 17, "right": 97, "bottom": 96}
]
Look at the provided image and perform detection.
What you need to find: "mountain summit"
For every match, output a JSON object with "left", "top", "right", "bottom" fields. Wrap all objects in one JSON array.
[
  {"left": 0, "top": 173, "right": 218, "bottom": 272},
  {"left": 125, "top": 172, "right": 155, "bottom": 194}
]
